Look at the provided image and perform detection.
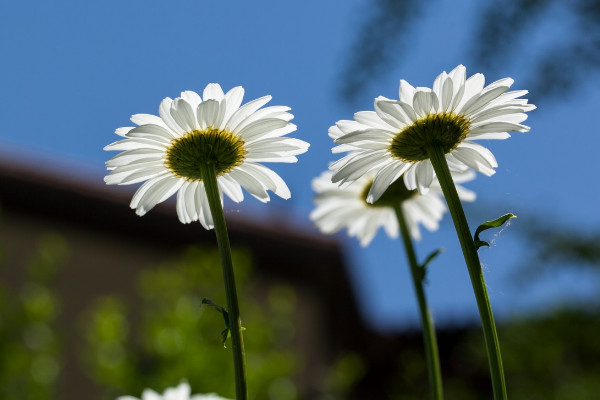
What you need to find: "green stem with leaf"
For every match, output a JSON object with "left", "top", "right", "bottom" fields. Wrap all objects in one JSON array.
[
  {"left": 201, "top": 164, "right": 248, "bottom": 400},
  {"left": 426, "top": 145, "right": 507, "bottom": 400},
  {"left": 394, "top": 203, "right": 444, "bottom": 400}
]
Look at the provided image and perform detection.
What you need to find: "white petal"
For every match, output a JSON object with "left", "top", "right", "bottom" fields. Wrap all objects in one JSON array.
[
  {"left": 105, "top": 148, "right": 164, "bottom": 167},
  {"left": 203, "top": 83, "right": 225, "bottom": 101},
  {"left": 397, "top": 101, "right": 419, "bottom": 122},
  {"left": 130, "top": 175, "right": 182, "bottom": 214},
  {"left": 334, "top": 128, "right": 394, "bottom": 145},
  {"left": 331, "top": 150, "right": 390, "bottom": 184},
  {"left": 236, "top": 118, "right": 291, "bottom": 141},
  {"left": 225, "top": 95, "right": 272, "bottom": 130},
  {"left": 180, "top": 90, "right": 202, "bottom": 110},
  {"left": 399, "top": 79, "right": 416, "bottom": 104},
  {"left": 336, "top": 119, "right": 370, "bottom": 134},
  {"left": 130, "top": 113, "right": 166, "bottom": 127},
  {"left": 223, "top": 86, "right": 245, "bottom": 123},
  {"left": 449, "top": 65, "right": 466, "bottom": 94},
  {"left": 231, "top": 105, "right": 292, "bottom": 133},
  {"left": 456, "top": 184, "right": 476, "bottom": 202},
  {"left": 452, "top": 142, "right": 498, "bottom": 176},
  {"left": 176, "top": 181, "right": 194, "bottom": 223},
  {"left": 460, "top": 85, "right": 511, "bottom": 116},
  {"left": 236, "top": 163, "right": 291, "bottom": 199},
  {"left": 468, "top": 121, "right": 529, "bottom": 136},
  {"left": 367, "top": 162, "right": 409, "bottom": 203},
  {"left": 415, "top": 161, "right": 435, "bottom": 193},
  {"left": 245, "top": 137, "right": 309, "bottom": 157},
  {"left": 171, "top": 97, "right": 198, "bottom": 132},
  {"left": 441, "top": 77, "right": 454, "bottom": 111},
  {"left": 470, "top": 106, "right": 530, "bottom": 124},
  {"left": 374, "top": 100, "right": 411, "bottom": 127},
  {"left": 105, "top": 164, "right": 167, "bottom": 185},
  {"left": 218, "top": 174, "right": 244, "bottom": 203},
  {"left": 401, "top": 204, "right": 422, "bottom": 240},
  {"left": 456, "top": 72, "right": 485, "bottom": 112},
  {"left": 468, "top": 131, "right": 511, "bottom": 140},
  {"left": 403, "top": 164, "right": 418, "bottom": 190},
  {"left": 159, "top": 97, "right": 185, "bottom": 135},
  {"left": 141, "top": 389, "right": 162, "bottom": 400},
  {"left": 227, "top": 168, "right": 270, "bottom": 202},
  {"left": 127, "top": 124, "right": 175, "bottom": 142},
  {"left": 196, "top": 182, "right": 215, "bottom": 229},
  {"left": 185, "top": 181, "right": 200, "bottom": 222},
  {"left": 354, "top": 110, "right": 396, "bottom": 130},
  {"left": 413, "top": 90, "right": 434, "bottom": 117},
  {"left": 244, "top": 153, "right": 299, "bottom": 163},
  {"left": 115, "top": 127, "right": 134, "bottom": 137},
  {"left": 196, "top": 99, "right": 220, "bottom": 130},
  {"left": 432, "top": 71, "right": 447, "bottom": 105},
  {"left": 104, "top": 138, "right": 166, "bottom": 151}
]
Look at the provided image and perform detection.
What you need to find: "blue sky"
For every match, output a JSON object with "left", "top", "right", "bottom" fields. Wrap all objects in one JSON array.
[{"left": 1, "top": 0, "right": 598, "bottom": 332}]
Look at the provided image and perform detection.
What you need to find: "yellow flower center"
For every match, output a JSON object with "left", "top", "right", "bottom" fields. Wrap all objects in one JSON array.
[
  {"left": 165, "top": 129, "right": 247, "bottom": 181},
  {"left": 389, "top": 112, "right": 471, "bottom": 161}
]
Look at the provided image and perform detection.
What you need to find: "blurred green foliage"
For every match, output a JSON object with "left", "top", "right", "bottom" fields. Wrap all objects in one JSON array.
[
  {"left": 1, "top": 224, "right": 599, "bottom": 400},
  {"left": 81, "top": 246, "right": 299, "bottom": 400},
  {"left": 441, "top": 308, "right": 600, "bottom": 400},
  {"left": 0, "top": 233, "right": 68, "bottom": 400},
  {"left": 379, "top": 308, "right": 600, "bottom": 400}
]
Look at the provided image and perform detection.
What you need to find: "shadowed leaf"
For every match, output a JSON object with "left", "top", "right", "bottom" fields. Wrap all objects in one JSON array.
[{"left": 474, "top": 213, "right": 517, "bottom": 250}]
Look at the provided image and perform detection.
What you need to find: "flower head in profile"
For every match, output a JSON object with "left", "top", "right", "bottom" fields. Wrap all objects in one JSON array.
[
  {"left": 310, "top": 169, "right": 476, "bottom": 246},
  {"left": 330, "top": 65, "right": 535, "bottom": 202},
  {"left": 117, "top": 382, "right": 230, "bottom": 400},
  {"left": 105, "top": 84, "right": 309, "bottom": 229}
]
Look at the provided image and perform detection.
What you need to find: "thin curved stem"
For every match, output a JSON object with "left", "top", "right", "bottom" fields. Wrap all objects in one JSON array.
[
  {"left": 394, "top": 204, "right": 444, "bottom": 400},
  {"left": 201, "top": 165, "right": 248, "bottom": 400},
  {"left": 426, "top": 146, "right": 507, "bottom": 400}
]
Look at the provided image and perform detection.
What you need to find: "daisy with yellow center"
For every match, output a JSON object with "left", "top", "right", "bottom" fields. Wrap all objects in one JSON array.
[
  {"left": 311, "top": 169, "right": 475, "bottom": 246},
  {"left": 327, "top": 66, "right": 533, "bottom": 399},
  {"left": 105, "top": 84, "right": 309, "bottom": 400},
  {"left": 312, "top": 166, "right": 475, "bottom": 399},
  {"left": 105, "top": 84, "right": 309, "bottom": 229},
  {"left": 330, "top": 64, "right": 535, "bottom": 200}
]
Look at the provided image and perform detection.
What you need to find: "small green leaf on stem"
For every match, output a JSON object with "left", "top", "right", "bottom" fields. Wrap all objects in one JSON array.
[
  {"left": 202, "top": 298, "right": 246, "bottom": 347},
  {"left": 421, "top": 248, "right": 444, "bottom": 270},
  {"left": 202, "top": 297, "right": 231, "bottom": 346},
  {"left": 474, "top": 213, "right": 517, "bottom": 250},
  {"left": 418, "top": 248, "right": 444, "bottom": 282}
]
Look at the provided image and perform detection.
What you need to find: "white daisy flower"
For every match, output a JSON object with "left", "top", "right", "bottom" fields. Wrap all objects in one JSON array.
[
  {"left": 116, "top": 382, "right": 230, "bottom": 400},
  {"left": 330, "top": 65, "right": 535, "bottom": 202},
  {"left": 310, "top": 169, "right": 476, "bottom": 247},
  {"left": 105, "top": 84, "right": 309, "bottom": 229}
]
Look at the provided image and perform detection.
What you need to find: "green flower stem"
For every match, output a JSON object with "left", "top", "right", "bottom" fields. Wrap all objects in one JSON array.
[
  {"left": 393, "top": 204, "right": 444, "bottom": 400},
  {"left": 201, "top": 164, "right": 248, "bottom": 400},
  {"left": 426, "top": 145, "right": 507, "bottom": 400}
]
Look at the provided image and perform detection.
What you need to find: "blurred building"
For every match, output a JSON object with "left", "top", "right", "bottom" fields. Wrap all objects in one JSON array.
[{"left": 0, "top": 157, "right": 370, "bottom": 399}]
